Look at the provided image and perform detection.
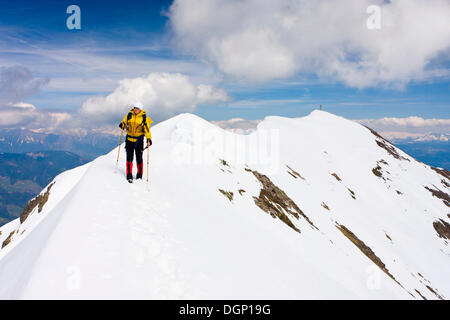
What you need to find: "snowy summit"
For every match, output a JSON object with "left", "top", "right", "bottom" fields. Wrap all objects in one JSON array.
[{"left": 0, "top": 110, "right": 449, "bottom": 299}]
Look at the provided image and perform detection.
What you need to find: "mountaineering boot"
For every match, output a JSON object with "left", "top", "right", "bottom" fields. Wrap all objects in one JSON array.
[
  {"left": 136, "top": 162, "right": 143, "bottom": 179},
  {"left": 126, "top": 161, "right": 133, "bottom": 181}
]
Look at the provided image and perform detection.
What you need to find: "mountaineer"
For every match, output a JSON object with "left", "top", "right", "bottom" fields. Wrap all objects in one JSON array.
[{"left": 118, "top": 102, "right": 153, "bottom": 183}]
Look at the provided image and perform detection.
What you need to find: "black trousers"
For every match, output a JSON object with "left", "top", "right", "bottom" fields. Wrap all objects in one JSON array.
[{"left": 125, "top": 135, "right": 144, "bottom": 164}]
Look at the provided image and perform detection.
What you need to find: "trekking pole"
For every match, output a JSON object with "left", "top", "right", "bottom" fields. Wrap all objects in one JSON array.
[
  {"left": 116, "top": 125, "right": 124, "bottom": 166},
  {"left": 146, "top": 143, "right": 149, "bottom": 184}
]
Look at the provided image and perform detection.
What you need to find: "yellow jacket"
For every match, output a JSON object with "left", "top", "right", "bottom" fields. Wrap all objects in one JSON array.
[{"left": 121, "top": 109, "right": 153, "bottom": 142}]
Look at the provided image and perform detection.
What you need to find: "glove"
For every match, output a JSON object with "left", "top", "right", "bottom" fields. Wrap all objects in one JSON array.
[
  {"left": 118, "top": 123, "right": 125, "bottom": 129},
  {"left": 147, "top": 139, "right": 152, "bottom": 146}
]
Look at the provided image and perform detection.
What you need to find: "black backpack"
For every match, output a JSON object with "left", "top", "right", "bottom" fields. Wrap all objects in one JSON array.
[{"left": 127, "top": 112, "right": 148, "bottom": 130}]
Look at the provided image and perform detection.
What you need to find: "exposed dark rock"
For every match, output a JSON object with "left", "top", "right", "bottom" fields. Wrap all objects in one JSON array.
[
  {"left": 375, "top": 140, "right": 409, "bottom": 161},
  {"left": 321, "top": 202, "right": 330, "bottom": 210},
  {"left": 19, "top": 197, "right": 40, "bottom": 224},
  {"left": 427, "top": 166, "right": 450, "bottom": 189},
  {"left": 415, "top": 272, "right": 443, "bottom": 299},
  {"left": 433, "top": 219, "right": 450, "bottom": 240},
  {"left": 1, "top": 230, "right": 15, "bottom": 249},
  {"left": 38, "top": 182, "right": 54, "bottom": 212},
  {"left": 218, "top": 189, "right": 234, "bottom": 202},
  {"left": 365, "top": 126, "right": 389, "bottom": 141},
  {"left": 415, "top": 289, "right": 427, "bottom": 300},
  {"left": 372, "top": 166, "right": 384, "bottom": 178},
  {"left": 425, "top": 186, "right": 450, "bottom": 207},
  {"left": 219, "top": 159, "right": 232, "bottom": 173},
  {"left": 347, "top": 188, "right": 356, "bottom": 199},
  {"left": 19, "top": 182, "right": 55, "bottom": 224},
  {"left": 247, "top": 169, "right": 318, "bottom": 233},
  {"left": 373, "top": 159, "right": 394, "bottom": 181},
  {"left": 365, "top": 126, "right": 409, "bottom": 161},
  {"left": 238, "top": 189, "right": 246, "bottom": 196},
  {"left": 336, "top": 223, "right": 402, "bottom": 288},
  {"left": 331, "top": 173, "right": 341, "bottom": 182},
  {"left": 286, "top": 165, "right": 305, "bottom": 180},
  {"left": 426, "top": 285, "right": 444, "bottom": 300},
  {"left": 220, "top": 159, "right": 229, "bottom": 167},
  {"left": 431, "top": 166, "right": 450, "bottom": 181}
]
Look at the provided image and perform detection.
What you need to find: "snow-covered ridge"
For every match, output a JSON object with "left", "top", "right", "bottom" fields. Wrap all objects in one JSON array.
[{"left": 0, "top": 110, "right": 449, "bottom": 299}]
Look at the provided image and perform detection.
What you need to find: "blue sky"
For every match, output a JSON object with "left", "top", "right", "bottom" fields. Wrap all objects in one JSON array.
[{"left": 0, "top": 0, "right": 449, "bottom": 132}]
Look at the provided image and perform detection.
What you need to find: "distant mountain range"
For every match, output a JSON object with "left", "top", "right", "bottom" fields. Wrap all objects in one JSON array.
[
  {"left": 383, "top": 133, "right": 449, "bottom": 170},
  {"left": 394, "top": 140, "right": 450, "bottom": 171},
  {"left": 0, "top": 128, "right": 117, "bottom": 226},
  {"left": 412, "top": 133, "right": 449, "bottom": 142},
  {"left": 0, "top": 151, "right": 87, "bottom": 226},
  {"left": 0, "top": 129, "right": 118, "bottom": 160},
  {"left": 387, "top": 133, "right": 449, "bottom": 143}
]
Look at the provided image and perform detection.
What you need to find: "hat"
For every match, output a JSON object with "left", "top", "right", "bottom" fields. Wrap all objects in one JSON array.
[{"left": 133, "top": 101, "right": 143, "bottom": 109}]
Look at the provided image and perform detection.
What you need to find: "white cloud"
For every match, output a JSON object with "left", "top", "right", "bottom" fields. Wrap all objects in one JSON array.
[
  {"left": 79, "top": 73, "right": 229, "bottom": 124},
  {"left": 377, "top": 131, "right": 425, "bottom": 140},
  {"left": 214, "top": 115, "right": 450, "bottom": 139},
  {"left": 215, "top": 116, "right": 450, "bottom": 138},
  {"left": 47, "top": 112, "right": 73, "bottom": 128},
  {"left": 0, "top": 70, "right": 229, "bottom": 130},
  {"left": 169, "top": 0, "right": 450, "bottom": 87},
  {"left": 7, "top": 102, "right": 36, "bottom": 109},
  {"left": 0, "top": 65, "right": 49, "bottom": 104},
  {"left": 0, "top": 108, "right": 35, "bottom": 127},
  {"left": 0, "top": 31, "right": 223, "bottom": 109},
  {"left": 0, "top": 106, "right": 72, "bottom": 130},
  {"left": 228, "top": 98, "right": 305, "bottom": 109},
  {"left": 356, "top": 116, "right": 450, "bottom": 141},
  {"left": 0, "top": 65, "right": 62, "bottom": 129},
  {"left": 357, "top": 117, "right": 450, "bottom": 132},
  {"left": 380, "top": 131, "right": 450, "bottom": 142},
  {"left": 197, "top": 84, "right": 229, "bottom": 104},
  {"left": 417, "top": 133, "right": 449, "bottom": 142}
]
